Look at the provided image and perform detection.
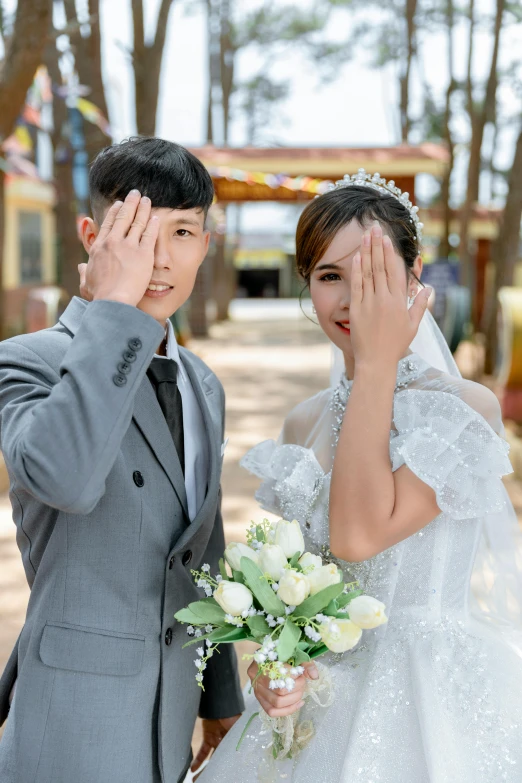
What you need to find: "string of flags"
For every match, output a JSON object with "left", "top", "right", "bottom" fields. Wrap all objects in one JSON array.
[{"left": 207, "top": 166, "right": 333, "bottom": 195}]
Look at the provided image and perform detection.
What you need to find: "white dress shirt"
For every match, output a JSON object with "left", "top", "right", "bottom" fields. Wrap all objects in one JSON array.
[{"left": 154, "top": 319, "right": 209, "bottom": 521}]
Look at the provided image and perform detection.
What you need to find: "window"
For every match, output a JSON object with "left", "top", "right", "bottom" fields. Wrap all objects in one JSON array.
[{"left": 19, "top": 211, "right": 43, "bottom": 284}]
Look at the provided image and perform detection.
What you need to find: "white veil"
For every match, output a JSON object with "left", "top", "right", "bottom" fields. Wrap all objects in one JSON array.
[{"left": 330, "top": 310, "right": 522, "bottom": 647}]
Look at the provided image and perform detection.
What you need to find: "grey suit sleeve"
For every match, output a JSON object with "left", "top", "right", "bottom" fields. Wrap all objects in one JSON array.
[
  {"left": 198, "top": 492, "right": 246, "bottom": 720},
  {"left": 0, "top": 300, "right": 164, "bottom": 514}
]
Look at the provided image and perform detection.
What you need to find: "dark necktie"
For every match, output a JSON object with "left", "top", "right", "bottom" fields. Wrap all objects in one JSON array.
[{"left": 147, "top": 357, "right": 185, "bottom": 476}]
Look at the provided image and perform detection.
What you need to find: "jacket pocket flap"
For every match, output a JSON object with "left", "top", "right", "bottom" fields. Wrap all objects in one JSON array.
[{"left": 40, "top": 623, "right": 145, "bottom": 676}]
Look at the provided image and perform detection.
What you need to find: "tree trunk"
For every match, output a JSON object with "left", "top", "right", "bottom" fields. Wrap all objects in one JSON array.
[
  {"left": 399, "top": 0, "right": 417, "bottom": 143},
  {"left": 459, "top": 0, "right": 504, "bottom": 294},
  {"left": 484, "top": 121, "right": 522, "bottom": 373},
  {"left": 0, "top": 0, "right": 54, "bottom": 340},
  {"left": 132, "top": 0, "right": 174, "bottom": 136},
  {"left": 439, "top": 0, "right": 455, "bottom": 258}
]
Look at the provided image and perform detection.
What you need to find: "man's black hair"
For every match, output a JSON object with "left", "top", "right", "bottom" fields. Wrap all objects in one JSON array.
[{"left": 89, "top": 137, "right": 214, "bottom": 223}]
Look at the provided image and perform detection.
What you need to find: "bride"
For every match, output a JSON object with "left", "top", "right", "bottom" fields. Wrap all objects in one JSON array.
[{"left": 198, "top": 171, "right": 522, "bottom": 782}]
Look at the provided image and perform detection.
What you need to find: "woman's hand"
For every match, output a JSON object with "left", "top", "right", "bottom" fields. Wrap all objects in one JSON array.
[{"left": 349, "top": 222, "right": 430, "bottom": 370}]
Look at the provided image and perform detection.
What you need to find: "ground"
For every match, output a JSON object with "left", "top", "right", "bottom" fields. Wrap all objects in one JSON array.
[{"left": 1, "top": 304, "right": 521, "bottom": 768}]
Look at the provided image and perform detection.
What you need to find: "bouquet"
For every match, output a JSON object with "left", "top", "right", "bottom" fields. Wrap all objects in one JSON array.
[{"left": 174, "top": 518, "right": 387, "bottom": 763}]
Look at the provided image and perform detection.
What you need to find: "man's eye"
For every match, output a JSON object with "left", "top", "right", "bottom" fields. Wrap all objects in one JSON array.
[{"left": 175, "top": 229, "right": 192, "bottom": 237}]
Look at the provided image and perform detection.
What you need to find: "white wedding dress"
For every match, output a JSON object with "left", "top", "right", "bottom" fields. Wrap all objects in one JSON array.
[{"left": 199, "top": 353, "right": 522, "bottom": 783}]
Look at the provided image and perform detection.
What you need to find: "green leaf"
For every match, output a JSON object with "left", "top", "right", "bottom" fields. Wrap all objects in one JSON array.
[
  {"left": 256, "top": 526, "right": 265, "bottom": 542},
  {"left": 219, "top": 558, "right": 228, "bottom": 580},
  {"left": 246, "top": 615, "right": 271, "bottom": 637},
  {"left": 336, "top": 589, "right": 362, "bottom": 609},
  {"left": 297, "top": 641, "right": 309, "bottom": 651},
  {"left": 293, "top": 647, "right": 311, "bottom": 664},
  {"left": 309, "top": 644, "right": 329, "bottom": 659},
  {"left": 236, "top": 711, "right": 260, "bottom": 751},
  {"left": 291, "top": 582, "right": 345, "bottom": 620},
  {"left": 240, "top": 556, "right": 286, "bottom": 616},
  {"left": 208, "top": 626, "right": 247, "bottom": 643},
  {"left": 232, "top": 569, "right": 245, "bottom": 584},
  {"left": 324, "top": 599, "right": 339, "bottom": 617},
  {"left": 175, "top": 608, "right": 204, "bottom": 625},
  {"left": 288, "top": 551, "right": 301, "bottom": 569},
  {"left": 276, "top": 618, "right": 302, "bottom": 662},
  {"left": 188, "top": 599, "right": 226, "bottom": 625}
]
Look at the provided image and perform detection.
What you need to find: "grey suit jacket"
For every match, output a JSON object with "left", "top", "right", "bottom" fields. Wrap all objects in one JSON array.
[{"left": 0, "top": 297, "right": 244, "bottom": 783}]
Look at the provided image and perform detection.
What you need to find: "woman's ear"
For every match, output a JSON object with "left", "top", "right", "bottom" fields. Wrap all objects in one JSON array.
[
  {"left": 80, "top": 217, "right": 99, "bottom": 254},
  {"left": 413, "top": 254, "right": 423, "bottom": 282}
]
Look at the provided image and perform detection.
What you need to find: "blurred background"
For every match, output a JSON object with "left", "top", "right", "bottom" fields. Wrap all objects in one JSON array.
[{"left": 2, "top": 0, "right": 522, "bottom": 762}]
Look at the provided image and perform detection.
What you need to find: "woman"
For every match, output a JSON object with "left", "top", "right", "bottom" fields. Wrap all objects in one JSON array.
[{"left": 198, "top": 171, "right": 522, "bottom": 782}]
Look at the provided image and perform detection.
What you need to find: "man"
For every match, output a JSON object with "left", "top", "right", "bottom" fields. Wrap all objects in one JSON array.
[{"left": 0, "top": 138, "right": 244, "bottom": 783}]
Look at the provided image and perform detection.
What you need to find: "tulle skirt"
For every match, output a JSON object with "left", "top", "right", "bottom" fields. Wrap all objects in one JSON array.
[{"left": 198, "top": 613, "right": 522, "bottom": 783}]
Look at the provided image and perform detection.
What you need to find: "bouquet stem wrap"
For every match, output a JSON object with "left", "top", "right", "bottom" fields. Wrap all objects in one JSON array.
[{"left": 260, "top": 661, "right": 334, "bottom": 764}]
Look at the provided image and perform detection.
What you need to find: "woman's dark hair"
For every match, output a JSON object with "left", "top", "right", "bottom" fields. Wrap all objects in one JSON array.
[
  {"left": 89, "top": 137, "right": 214, "bottom": 223},
  {"left": 296, "top": 185, "right": 421, "bottom": 283}
]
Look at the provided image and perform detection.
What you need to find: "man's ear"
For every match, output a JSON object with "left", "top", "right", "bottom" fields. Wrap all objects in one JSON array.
[
  {"left": 200, "top": 229, "right": 211, "bottom": 264},
  {"left": 80, "top": 217, "right": 99, "bottom": 254}
]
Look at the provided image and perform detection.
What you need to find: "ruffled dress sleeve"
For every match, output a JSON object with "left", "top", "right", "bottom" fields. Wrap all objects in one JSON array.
[
  {"left": 390, "top": 389, "right": 513, "bottom": 519},
  {"left": 240, "top": 440, "right": 325, "bottom": 522}
]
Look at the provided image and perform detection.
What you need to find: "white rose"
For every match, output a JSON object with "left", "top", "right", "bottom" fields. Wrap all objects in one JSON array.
[
  {"left": 298, "top": 552, "right": 322, "bottom": 572},
  {"left": 319, "top": 619, "right": 362, "bottom": 653},
  {"left": 258, "top": 544, "right": 288, "bottom": 580},
  {"left": 214, "top": 581, "right": 253, "bottom": 616},
  {"left": 273, "top": 519, "right": 305, "bottom": 559},
  {"left": 277, "top": 569, "right": 310, "bottom": 606},
  {"left": 224, "top": 542, "right": 259, "bottom": 572},
  {"left": 347, "top": 596, "right": 388, "bottom": 629},
  {"left": 306, "top": 563, "right": 342, "bottom": 596}
]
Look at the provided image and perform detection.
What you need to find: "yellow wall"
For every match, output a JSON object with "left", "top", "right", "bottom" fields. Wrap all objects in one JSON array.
[{"left": 4, "top": 175, "right": 56, "bottom": 290}]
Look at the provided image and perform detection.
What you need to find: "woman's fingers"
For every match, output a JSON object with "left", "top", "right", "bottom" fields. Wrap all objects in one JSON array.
[
  {"left": 351, "top": 252, "right": 363, "bottom": 305},
  {"left": 360, "top": 230, "right": 373, "bottom": 294},
  {"left": 371, "top": 223, "right": 387, "bottom": 295},
  {"left": 408, "top": 287, "right": 432, "bottom": 332},
  {"left": 383, "top": 235, "right": 404, "bottom": 296}
]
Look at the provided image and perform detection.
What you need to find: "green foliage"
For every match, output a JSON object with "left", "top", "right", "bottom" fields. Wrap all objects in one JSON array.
[
  {"left": 208, "top": 626, "right": 247, "bottom": 643},
  {"left": 219, "top": 558, "right": 228, "bottom": 581},
  {"left": 291, "top": 582, "right": 345, "bottom": 620},
  {"left": 246, "top": 614, "right": 271, "bottom": 637},
  {"left": 175, "top": 607, "right": 204, "bottom": 625},
  {"left": 276, "top": 618, "right": 302, "bottom": 662},
  {"left": 188, "top": 599, "right": 227, "bottom": 625},
  {"left": 240, "top": 556, "right": 286, "bottom": 616}
]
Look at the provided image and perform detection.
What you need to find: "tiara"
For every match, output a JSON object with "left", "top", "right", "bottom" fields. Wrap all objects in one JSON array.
[{"left": 326, "top": 168, "right": 424, "bottom": 243}]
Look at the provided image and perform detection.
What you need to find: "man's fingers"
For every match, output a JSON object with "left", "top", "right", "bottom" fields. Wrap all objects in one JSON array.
[
  {"left": 127, "top": 196, "right": 152, "bottom": 242},
  {"left": 139, "top": 215, "right": 160, "bottom": 248},
  {"left": 408, "top": 287, "right": 431, "bottom": 331},
  {"left": 96, "top": 200, "right": 123, "bottom": 242},
  {"left": 111, "top": 190, "right": 142, "bottom": 238},
  {"left": 191, "top": 740, "right": 213, "bottom": 773}
]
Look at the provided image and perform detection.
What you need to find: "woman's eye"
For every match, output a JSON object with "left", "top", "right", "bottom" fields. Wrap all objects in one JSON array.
[{"left": 319, "top": 273, "right": 341, "bottom": 282}]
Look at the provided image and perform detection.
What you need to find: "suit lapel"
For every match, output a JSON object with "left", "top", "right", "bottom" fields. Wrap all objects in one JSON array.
[
  {"left": 133, "top": 377, "right": 189, "bottom": 517},
  {"left": 173, "top": 351, "right": 221, "bottom": 548}
]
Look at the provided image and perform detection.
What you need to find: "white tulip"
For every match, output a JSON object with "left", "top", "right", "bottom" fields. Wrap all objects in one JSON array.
[
  {"left": 347, "top": 596, "right": 388, "bottom": 629},
  {"left": 277, "top": 569, "right": 310, "bottom": 606},
  {"left": 319, "top": 619, "right": 362, "bottom": 653},
  {"left": 258, "top": 544, "right": 288, "bottom": 580},
  {"left": 224, "top": 541, "right": 259, "bottom": 572},
  {"left": 273, "top": 519, "right": 305, "bottom": 559},
  {"left": 306, "top": 563, "right": 342, "bottom": 596},
  {"left": 214, "top": 581, "right": 253, "bottom": 616},
  {"left": 298, "top": 552, "right": 322, "bottom": 572}
]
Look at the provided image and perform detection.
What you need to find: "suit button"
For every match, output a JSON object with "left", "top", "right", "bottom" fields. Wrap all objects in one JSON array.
[
  {"left": 164, "top": 627, "right": 172, "bottom": 646},
  {"left": 133, "top": 471, "right": 145, "bottom": 488},
  {"left": 168, "top": 556, "right": 175, "bottom": 570},
  {"left": 182, "top": 550, "right": 192, "bottom": 566},
  {"left": 113, "top": 374, "right": 127, "bottom": 387},
  {"left": 128, "top": 338, "right": 143, "bottom": 352},
  {"left": 123, "top": 349, "right": 137, "bottom": 363},
  {"left": 117, "top": 361, "right": 132, "bottom": 375}
]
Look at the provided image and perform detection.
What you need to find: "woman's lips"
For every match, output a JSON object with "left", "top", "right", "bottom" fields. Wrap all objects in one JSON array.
[{"left": 336, "top": 322, "right": 350, "bottom": 334}]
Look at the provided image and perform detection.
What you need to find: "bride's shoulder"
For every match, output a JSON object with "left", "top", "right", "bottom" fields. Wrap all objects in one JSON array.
[{"left": 281, "top": 388, "right": 332, "bottom": 446}]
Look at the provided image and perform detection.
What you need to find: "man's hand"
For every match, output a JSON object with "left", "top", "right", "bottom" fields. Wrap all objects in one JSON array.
[
  {"left": 248, "top": 660, "right": 319, "bottom": 717},
  {"left": 78, "top": 190, "right": 160, "bottom": 307},
  {"left": 191, "top": 715, "right": 242, "bottom": 779}
]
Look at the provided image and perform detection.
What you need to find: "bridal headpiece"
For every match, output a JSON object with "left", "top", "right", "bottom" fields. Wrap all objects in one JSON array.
[{"left": 326, "top": 168, "right": 424, "bottom": 243}]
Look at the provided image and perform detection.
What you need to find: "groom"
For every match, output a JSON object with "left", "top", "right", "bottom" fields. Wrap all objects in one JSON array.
[{"left": 0, "top": 138, "right": 244, "bottom": 782}]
